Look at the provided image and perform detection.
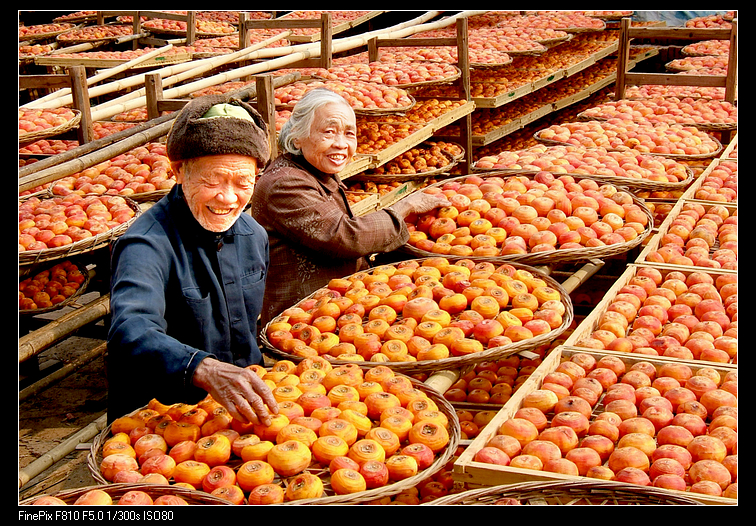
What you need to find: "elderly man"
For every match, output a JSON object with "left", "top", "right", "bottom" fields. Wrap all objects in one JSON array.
[{"left": 107, "top": 95, "right": 277, "bottom": 426}]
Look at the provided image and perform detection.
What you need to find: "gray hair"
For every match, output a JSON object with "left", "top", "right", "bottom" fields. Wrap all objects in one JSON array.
[{"left": 278, "top": 87, "right": 354, "bottom": 156}]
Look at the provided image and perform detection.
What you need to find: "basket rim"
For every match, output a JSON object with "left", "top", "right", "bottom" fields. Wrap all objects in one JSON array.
[
  {"left": 423, "top": 479, "right": 708, "bottom": 505},
  {"left": 19, "top": 481, "right": 234, "bottom": 505},
  {"left": 19, "top": 257, "right": 92, "bottom": 316},
  {"left": 260, "top": 256, "right": 575, "bottom": 375},
  {"left": 18, "top": 192, "right": 142, "bottom": 267},
  {"left": 19, "top": 109, "right": 82, "bottom": 144}
]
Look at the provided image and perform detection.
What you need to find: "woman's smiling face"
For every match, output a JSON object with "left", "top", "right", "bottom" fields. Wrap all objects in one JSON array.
[
  {"left": 296, "top": 101, "right": 357, "bottom": 175},
  {"left": 174, "top": 154, "right": 258, "bottom": 233}
]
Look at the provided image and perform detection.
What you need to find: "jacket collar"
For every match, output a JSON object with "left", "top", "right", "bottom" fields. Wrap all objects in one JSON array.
[{"left": 279, "top": 153, "right": 344, "bottom": 193}]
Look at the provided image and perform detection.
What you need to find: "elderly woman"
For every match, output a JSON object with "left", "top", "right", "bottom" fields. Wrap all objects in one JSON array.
[
  {"left": 107, "top": 95, "right": 278, "bottom": 426},
  {"left": 250, "top": 87, "right": 449, "bottom": 327}
]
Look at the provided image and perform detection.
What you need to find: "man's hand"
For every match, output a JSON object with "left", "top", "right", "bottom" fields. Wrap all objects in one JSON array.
[{"left": 192, "top": 358, "right": 278, "bottom": 426}]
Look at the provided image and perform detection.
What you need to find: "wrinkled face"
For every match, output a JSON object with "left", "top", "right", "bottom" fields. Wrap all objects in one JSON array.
[
  {"left": 295, "top": 102, "right": 357, "bottom": 175},
  {"left": 174, "top": 154, "right": 258, "bottom": 233}
]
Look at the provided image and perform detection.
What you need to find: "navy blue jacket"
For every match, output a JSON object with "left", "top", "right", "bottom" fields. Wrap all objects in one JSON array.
[{"left": 107, "top": 184, "right": 268, "bottom": 421}]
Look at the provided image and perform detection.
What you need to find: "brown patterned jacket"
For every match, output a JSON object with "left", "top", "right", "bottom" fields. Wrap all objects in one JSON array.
[{"left": 249, "top": 153, "right": 409, "bottom": 327}]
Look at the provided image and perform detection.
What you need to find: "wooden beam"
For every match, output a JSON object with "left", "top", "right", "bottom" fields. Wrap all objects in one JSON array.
[
  {"left": 624, "top": 72, "right": 727, "bottom": 87},
  {"left": 256, "top": 74, "right": 278, "bottom": 161},
  {"left": 626, "top": 26, "right": 731, "bottom": 40}
]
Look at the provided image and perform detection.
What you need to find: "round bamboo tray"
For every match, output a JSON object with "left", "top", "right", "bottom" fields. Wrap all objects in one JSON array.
[
  {"left": 532, "top": 128, "right": 724, "bottom": 162},
  {"left": 87, "top": 371, "right": 460, "bottom": 505},
  {"left": 18, "top": 193, "right": 141, "bottom": 267},
  {"left": 555, "top": 19, "right": 607, "bottom": 33},
  {"left": 19, "top": 258, "right": 91, "bottom": 316},
  {"left": 19, "top": 109, "right": 81, "bottom": 144},
  {"left": 19, "top": 482, "right": 233, "bottom": 505},
  {"left": 432, "top": 140, "right": 465, "bottom": 162},
  {"left": 584, "top": 11, "right": 634, "bottom": 21},
  {"left": 316, "top": 62, "right": 463, "bottom": 90},
  {"left": 142, "top": 20, "right": 237, "bottom": 38},
  {"left": 537, "top": 32, "right": 573, "bottom": 47},
  {"left": 474, "top": 159, "right": 694, "bottom": 194},
  {"left": 275, "top": 79, "right": 416, "bottom": 116},
  {"left": 424, "top": 479, "right": 705, "bottom": 505},
  {"left": 469, "top": 55, "right": 514, "bottom": 69},
  {"left": 353, "top": 149, "right": 457, "bottom": 183},
  {"left": 19, "top": 23, "right": 76, "bottom": 41},
  {"left": 56, "top": 25, "right": 135, "bottom": 44},
  {"left": 577, "top": 106, "right": 737, "bottom": 134},
  {"left": 260, "top": 257, "right": 574, "bottom": 375},
  {"left": 401, "top": 172, "right": 655, "bottom": 265}
]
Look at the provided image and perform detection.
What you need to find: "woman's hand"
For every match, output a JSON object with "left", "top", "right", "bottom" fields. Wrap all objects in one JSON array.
[
  {"left": 390, "top": 191, "right": 451, "bottom": 218},
  {"left": 192, "top": 357, "right": 278, "bottom": 426}
]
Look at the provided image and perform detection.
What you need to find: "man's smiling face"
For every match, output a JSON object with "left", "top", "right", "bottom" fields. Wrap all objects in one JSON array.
[{"left": 174, "top": 154, "right": 258, "bottom": 232}]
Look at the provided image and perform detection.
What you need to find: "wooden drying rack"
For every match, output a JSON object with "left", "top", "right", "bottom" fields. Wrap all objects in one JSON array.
[{"left": 614, "top": 17, "right": 737, "bottom": 142}]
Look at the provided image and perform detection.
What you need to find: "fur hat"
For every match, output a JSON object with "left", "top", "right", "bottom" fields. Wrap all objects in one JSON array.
[{"left": 166, "top": 94, "right": 271, "bottom": 167}]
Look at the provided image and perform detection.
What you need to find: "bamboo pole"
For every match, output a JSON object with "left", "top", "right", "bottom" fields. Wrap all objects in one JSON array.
[
  {"left": 19, "top": 294, "right": 111, "bottom": 364},
  {"left": 90, "top": 11, "right": 485, "bottom": 122},
  {"left": 23, "top": 31, "right": 291, "bottom": 110},
  {"left": 86, "top": 12, "right": 443, "bottom": 120},
  {"left": 87, "top": 31, "right": 292, "bottom": 115},
  {"left": 20, "top": 342, "right": 108, "bottom": 402},
  {"left": 18, "top": 112, "right": 176, "bottom": 179},
  {"left": 19, "top": 414, "right": 108, "bottom": 489},
  {"left": 27, "top": 44, "right": 175, "bottom": 108},
  {"left": 18, "top": 121, "right": 173, "bottom": 194}
]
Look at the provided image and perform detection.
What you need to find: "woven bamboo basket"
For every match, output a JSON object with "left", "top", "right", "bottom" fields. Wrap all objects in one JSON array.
[
  {"left": 469, "top": 55, "right": 515, "bottom": 69},
  {"left": 555, "top": 19, "right": 607, "bottom": 33},
  {"left": 318, "top": 62, "right": 461, "bottom": 90},
  {"left": 19, "top": 23, "right": 76, "bottom": 41},
  {"left": 19, "top": 258, "right": 91, "bottom": 316},
  {"left": 19, "top": 482, "right": 233, "bottom": 505},
  {"left": 352, "top": 149, "right": 457, "bottom": 183},
  {"left": 141, "top": 19, "right": 238, "bottom": 38},
  {"left": 681, "top": 43, "right": 729, "bottom": 57},
  {"left": 276, "top": 79, "right": 416, "bottom": 116},
  {"left": 424, "top": 479, "right": 705, "bottom": 505},
  {"left": 537, "top": 32, "right": 573, "bottom": 47},
  {"left": 433, "top": 140, "right": 465, "bottom": 162},
  {"left": 281, "top": 372, "right": 460, "bottom": 505},
  {"left": 260, "top": 257, "right": 574, "bottom": 376},
  {"left": 473, "top": 159, "right": 694, "bottom": 193},
  {"left": 19, "top": 109, "right": 81, "bottom": 144},
  {"left": 18, "top": 193, "right": 141, "bottom": 267},
  {"left": 532, "top": 128, "right": 724, "bottom": 162},
  {"left": 400, "top": 172, "right": 655, "bottom": 266},
  {"left": 56, "top": 25, "right": 135, "bottom": 44},
  {"left": 87, "top": 371, "right": 460, "bottom": 505},
  {"left": 584, "top": 11, "right": 634, "bottom": 21},
  {"left": 577, "top": 107, "right": 737, "bottom": 134}
]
